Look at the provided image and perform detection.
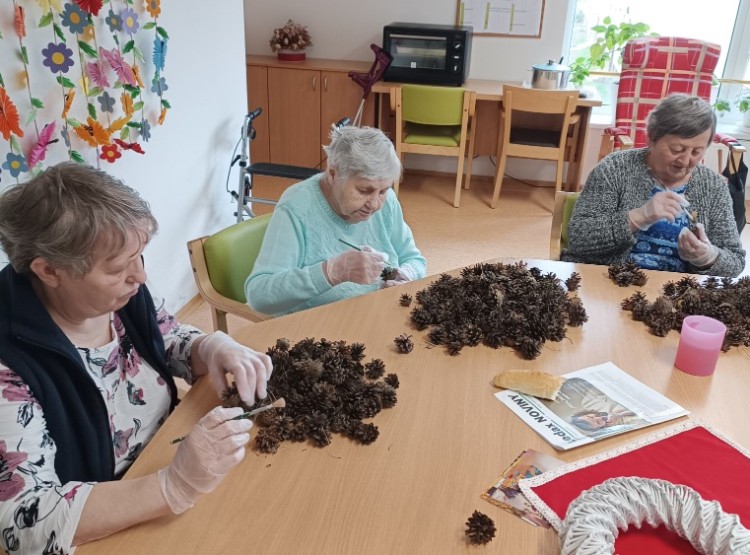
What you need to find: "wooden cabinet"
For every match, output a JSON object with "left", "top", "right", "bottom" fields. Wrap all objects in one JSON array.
[
  {"left": 247, "top": 55, "right": 375, "bottom": 168},
  {"left": 246, "top": 64, "right": 270, "bottom": 163}
]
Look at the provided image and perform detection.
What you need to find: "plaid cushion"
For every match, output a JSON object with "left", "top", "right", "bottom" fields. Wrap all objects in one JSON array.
[{"left": 613, "top": 37, "right": 720, "bottom": 148}]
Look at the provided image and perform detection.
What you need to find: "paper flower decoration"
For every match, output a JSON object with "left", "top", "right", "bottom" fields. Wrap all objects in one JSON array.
[
  {"left": 0, "top": 88, "right": 23, "bottom": 141},
  {"left": 121, "top": 7, "right": 139, "bottom": 36},
  {"left": 27, "top": 122, "right": 57, "bottom": 167},
  {"left": 61, "top": 3, "right": 88, "bottom": 34},
  {"left": 145, "top": 0, "right": 161, "bottom": 18},
  {"left": 3, "top": 153, "right": 29, "bottom": 177},
  {"left": 100, "top": 143, "right": 121, "bottom": 163},
  {"left": 0, "top": 1, "right": 171, "bottom": 177},
  {"left": 105, "top": 9, "right": 121, "bottom": 32},
  {"left": 42, "top": 42, "right": 75, "bottom": 74},
  {"left": 75, "top": 0, "right": 103, "bottom": 17}
]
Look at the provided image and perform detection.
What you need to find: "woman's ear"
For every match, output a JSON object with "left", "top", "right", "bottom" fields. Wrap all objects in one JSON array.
[{"left": 29, "top": 257, "right": 63, "bottom": 288}]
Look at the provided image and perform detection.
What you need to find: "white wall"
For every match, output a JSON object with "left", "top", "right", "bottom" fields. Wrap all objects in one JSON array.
[
  {"left": 0, "top": 0, "right": 246, "bottom": 313},
  {"left": 244, "top": 0, "right": 583, "bottom": 182}
]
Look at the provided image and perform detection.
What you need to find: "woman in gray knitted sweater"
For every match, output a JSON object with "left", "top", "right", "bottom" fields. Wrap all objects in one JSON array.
[{"left": 564, "top": 95, "right": 745, "bottom": 277}]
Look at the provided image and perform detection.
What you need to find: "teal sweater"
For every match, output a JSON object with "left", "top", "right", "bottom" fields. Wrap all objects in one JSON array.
[{"left": 245, "top": 174, "right": 427, "bottom": 316}]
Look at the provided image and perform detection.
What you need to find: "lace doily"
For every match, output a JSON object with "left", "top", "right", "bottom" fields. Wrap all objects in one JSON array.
[{"left": 559, "top": 477, "right": 750, "bottom": 555}]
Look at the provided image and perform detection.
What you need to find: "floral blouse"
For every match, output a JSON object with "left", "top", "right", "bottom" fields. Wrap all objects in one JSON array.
[{"left": 0, "top": 303, "right": 202, "bottom": 554}]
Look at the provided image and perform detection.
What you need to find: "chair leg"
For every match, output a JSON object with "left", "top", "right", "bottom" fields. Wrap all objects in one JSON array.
[
  {"left": 490, "top": 153, "right": 508, "bottom": 209},
  {"left": 454, "top": 152, "right": 466, "bottom": 208},
  {"left": 463, "top": 152, "right": 474, "bottom": 191},
  {"left": 211, "top": 308, "right": 229, "bottom": 334},
  {"left": 555, "top": 158, "right": 565, "bottom": 193}
]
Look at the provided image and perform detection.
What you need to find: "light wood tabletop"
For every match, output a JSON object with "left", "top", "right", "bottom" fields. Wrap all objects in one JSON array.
[{"left": 77, "top": 259, "right": 750, "bottom": 554}]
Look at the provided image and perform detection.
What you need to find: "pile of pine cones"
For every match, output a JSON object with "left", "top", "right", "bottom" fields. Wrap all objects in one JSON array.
[
  {"left": 622, "top": 275, "right": 750, "bottom": 349},
  {"left": 608, "top": 260, "right": 648, "bottom": 287},
  {"left": 406, "top": 262, "right": 587, "bottom": 359},
  {"left": 223, "top": 337, "right": 399, "bottom": 453}
]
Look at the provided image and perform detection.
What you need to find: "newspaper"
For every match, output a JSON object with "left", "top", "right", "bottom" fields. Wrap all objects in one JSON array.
[{"left": 495, "top": 362, "right": 689, "bottom": 450}]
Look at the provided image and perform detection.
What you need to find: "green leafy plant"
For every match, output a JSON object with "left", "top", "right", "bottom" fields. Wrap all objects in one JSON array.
[
  {"left": 570, "top": 17, "right": 657, "bottom": 86},
  {"left": 713, "top": 87, "right": 750, "bottom": 120}
]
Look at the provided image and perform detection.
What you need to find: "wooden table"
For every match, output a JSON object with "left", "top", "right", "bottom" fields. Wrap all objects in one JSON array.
[
  {"left": 78, "top": 260, "right": 750, "bottom": 554},
  {"left": 372, "top": 80, "right": 602, "bottom": 189}
]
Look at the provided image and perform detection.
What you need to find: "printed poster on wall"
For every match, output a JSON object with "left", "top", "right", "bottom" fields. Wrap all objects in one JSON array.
[{"left": 457, "top": 0, "right": 545, "bottom": 37}]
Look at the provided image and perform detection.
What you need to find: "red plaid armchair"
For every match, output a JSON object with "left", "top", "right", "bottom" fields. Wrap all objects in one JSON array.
[{"left": 599, "top": 37, "right": 745, "bottom": 169}]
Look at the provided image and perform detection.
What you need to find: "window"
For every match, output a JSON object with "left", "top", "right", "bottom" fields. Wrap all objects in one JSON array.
[{"left": 567, "top": 0, "right": 750, "bottom": 124}]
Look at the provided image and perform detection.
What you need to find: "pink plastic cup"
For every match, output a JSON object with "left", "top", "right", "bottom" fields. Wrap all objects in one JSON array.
[{"left": 674, "top": 315, "right": 727, "bottom": 376}]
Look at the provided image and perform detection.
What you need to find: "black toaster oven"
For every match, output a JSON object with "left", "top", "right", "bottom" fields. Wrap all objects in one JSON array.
[{"left": 382, "top": 22, "right": 472, "bottom": 86}]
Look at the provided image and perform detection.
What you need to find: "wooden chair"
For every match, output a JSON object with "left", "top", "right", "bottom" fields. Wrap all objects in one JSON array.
[
  {"left": 187, "top": 215, "right": 272, "bottom": 333},
  {"left": 549, "top": 191, "right": 580, "bottom": 261},
  {"left": 393, "top": 84, "right": 477, "bottom": 208},
  {"left": 491, "top": 86, "right": 580, "bottom": 208},
  {"left": 599, "top": 36, "right": 745, "bottom": 170}
]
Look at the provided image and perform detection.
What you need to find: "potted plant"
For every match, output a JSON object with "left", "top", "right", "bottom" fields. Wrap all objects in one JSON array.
[
  {"left": 738, "top": 89, "right": 750, "bottom": 127},
  {"left": 569, "top": 17, "right": 656, "bottom": 86},
  {"left": 713, "top": 87, "right": 750, "bottom": 127},
  {"left": 269, "top": 19, "right": 312, "bottom": 62}
]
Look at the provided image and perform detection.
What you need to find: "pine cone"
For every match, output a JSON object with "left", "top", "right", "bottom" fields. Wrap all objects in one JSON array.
[
  {"left": 565, "top": 272, "right": 582, "bottom": 292},
  {"left": 465, "top": 510, "right": 496, "bottom": 544},
  {"left": 399, "top": 293, "right": 413, "bottom": 307},
  {"left": 365, "top": 359, "right": 386, "bottom": 379},
  {"left": 381, "top": 266, "right": 399, "bottom": 281},
  {"left": 384, "top": 373, "right": 400, "bottom": 389},
  {"left": 394, "top": 333, "right": 414, "bottom": 353}
]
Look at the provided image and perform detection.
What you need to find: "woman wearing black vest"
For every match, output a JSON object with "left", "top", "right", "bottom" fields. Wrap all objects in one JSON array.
[{"left": 0, "top": 163, "right": 273, "bottom": 553}]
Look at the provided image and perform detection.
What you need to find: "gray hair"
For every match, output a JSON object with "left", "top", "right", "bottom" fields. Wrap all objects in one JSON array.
[
  {"left": 322, "top": 125, "right": 401, "bottom": 185},
  {"left": 646, "top": 94, "right": 716, "bottom": 145},
  {"left": 0, "top": 162, "right": 157, "bottom": 276}
]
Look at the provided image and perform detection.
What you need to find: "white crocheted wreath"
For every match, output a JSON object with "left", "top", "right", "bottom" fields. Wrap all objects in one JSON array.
[{"left": 559, "top": 477, "right": 750, "bottom": 555}]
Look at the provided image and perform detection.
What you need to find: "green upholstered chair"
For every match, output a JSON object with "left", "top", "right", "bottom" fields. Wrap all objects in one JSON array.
[
  {"left": 393, "top": 84, "right": 476, "bottom": 208},
  {"left": 549, "top": 191, "right": 580, "bottom": 260},
  {"left": 187, "top": 214, "right": 272, "bottom": 333}
]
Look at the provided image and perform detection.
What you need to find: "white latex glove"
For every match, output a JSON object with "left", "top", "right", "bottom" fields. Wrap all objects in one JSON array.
[
  {"left": 197, "top": 331, "right": 273, "bottom": 406},
  {"left": 628, "top": 191, "right": 688, "bottom": 231},
  {"left": 158, "top": 406, "right": 251, "bottom": 514},
  {"left": 323, "top": 245, "right": 388, "bottom": 286},
  {"left": 678, "top": 223, "right": 719, "bottom": 268},
  {"left": 381, "top": 266, "right": 416, "bottom": 288}
]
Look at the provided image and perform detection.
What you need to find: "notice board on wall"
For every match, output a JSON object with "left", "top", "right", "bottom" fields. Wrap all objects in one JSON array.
[{"left": 456, "top": 0, "right": 545, "bottom": 37}]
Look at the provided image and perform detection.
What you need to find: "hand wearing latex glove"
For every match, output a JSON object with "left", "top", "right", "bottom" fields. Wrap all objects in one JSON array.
[
  {"left": 678, "top": 223, "right": 719, "bottom": 268},
  {"left": 198, "top": 331, "right": 273, "bottom": 406},
  {"left": 628, "top": 191, "right": 688, "bottom": 231},
  {"left": 158, "top": 406, "right": 251, "bottom": 514},
  {"left": 381, "top": 266, "right": 417, "bottom": 288},
  {"left": 324, "top": 245, "right": 388, "bottom": 286}
]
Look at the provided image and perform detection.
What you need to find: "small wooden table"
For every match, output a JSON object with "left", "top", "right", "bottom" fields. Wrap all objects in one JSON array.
[
  {"left": 78, "top": 260, "right": 749, "bottom": 554},
  {"left": 372, "top": 81, "right": 602, "bottom": 189}
]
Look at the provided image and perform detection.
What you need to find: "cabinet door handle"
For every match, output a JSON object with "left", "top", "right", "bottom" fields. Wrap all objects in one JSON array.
[
  {"left": 312, "top": 75, "right": 317, "bottom": 91},
  {"left": 324, "top": 76, "right": 328, "bottom": 92}
]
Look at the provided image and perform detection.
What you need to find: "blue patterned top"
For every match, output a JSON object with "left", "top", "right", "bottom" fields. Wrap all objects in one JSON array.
[{"left": 628, "top": 185, "right": 690, "bottom": 272}]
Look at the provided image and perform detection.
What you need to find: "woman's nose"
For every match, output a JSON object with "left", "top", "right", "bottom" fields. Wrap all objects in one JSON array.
[
  {"left": 128, "top": 259, "right": 147, "bottom": 283},
  {"left": 366, "top": 194, "right": 382, "bottom": 210}
]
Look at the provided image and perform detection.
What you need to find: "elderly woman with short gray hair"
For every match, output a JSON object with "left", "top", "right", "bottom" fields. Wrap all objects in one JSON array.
[
  {"left": 245, "top": 125, "right": 426, "bottom": 316},
  {"left": 564, "top": 94, "right": 745, "bottom": 277}
]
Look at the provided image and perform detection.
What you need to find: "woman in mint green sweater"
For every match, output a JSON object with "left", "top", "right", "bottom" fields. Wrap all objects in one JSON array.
[{"left": 245, "top": 126, "right": 426, "bottom": 316}]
